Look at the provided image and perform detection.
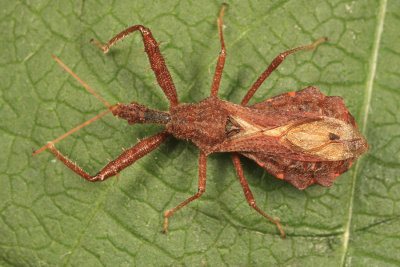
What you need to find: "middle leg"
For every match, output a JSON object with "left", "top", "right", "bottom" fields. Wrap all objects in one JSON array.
[
  {"left": 210, "top": 3, "right": 227, "bottom": 97},
  {"left": 163, "top": 151, "right": 207, "bottom": 232}
]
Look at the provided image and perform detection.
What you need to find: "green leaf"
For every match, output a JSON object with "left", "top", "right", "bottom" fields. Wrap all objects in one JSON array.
[{"left": 1, "top": 0, "right": 399, "bottom": 266}]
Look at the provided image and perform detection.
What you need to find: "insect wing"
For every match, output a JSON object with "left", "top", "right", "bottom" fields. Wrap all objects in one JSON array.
[
  {"left": 240, "top": 86, "right": 366, "bottom": 189},
  {"left": 248, "top": 86, "right": 355, "bottom": 126},
  {"left": 217, "top": 86, "right": 368, "bottom": 161}
]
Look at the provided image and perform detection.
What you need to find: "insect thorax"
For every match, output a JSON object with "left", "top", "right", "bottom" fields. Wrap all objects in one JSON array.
[{"left": 166, "top": 97, "right": 229, "bottom": 153}]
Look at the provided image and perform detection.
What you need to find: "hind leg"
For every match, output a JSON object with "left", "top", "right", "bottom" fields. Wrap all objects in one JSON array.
[{"left": 241, "top": 37, "right": 327, "bottom": 106}]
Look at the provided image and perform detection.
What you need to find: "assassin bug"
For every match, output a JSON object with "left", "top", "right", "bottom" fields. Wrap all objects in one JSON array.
[{"left": 33, "top": 4, "right": 369, "bottom": 237}]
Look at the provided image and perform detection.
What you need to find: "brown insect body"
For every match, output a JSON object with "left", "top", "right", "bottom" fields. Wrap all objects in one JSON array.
[
  {"left": 134, "top": 86, "right": 367, "bottom": 189},
  {"left": 113, "top": 84, "right": 368, "bottom": 191},
  {"left": 35, "top": 5, "right": 368, "bottom": 236}
]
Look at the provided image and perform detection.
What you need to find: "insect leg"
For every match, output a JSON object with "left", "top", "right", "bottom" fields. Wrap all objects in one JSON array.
[
  {"left": 163, "top": 151, "right": 207, "bottom": 233},
  {"left": 240, "top": 37, "right": 327, "bottom": 106},
  {"left": 232, "top": 153, "right": 286, "bottom": 237},
  {"left": 47, "top": 131, "right": 169, "bottom": 182},
  {"left": 210, "top": 3, "right": 227, "bottom": 97},
  {"left": 91, "top": 26, "right": 179, "bottom": 107}
]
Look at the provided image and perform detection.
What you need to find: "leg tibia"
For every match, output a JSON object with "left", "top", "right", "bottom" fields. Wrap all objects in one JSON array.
[
  {"left": 163, "top": 151, "right": 207, "bottom": 232},
  {"left": 241, "top": 37, "right": 327, "bottom": 106},
  {"left": 232, "top": 153, "right": 286, "bottom": 237},
  {"left": 91, "top": 25, "right": 179, "bottom": 107},
  {"left": 48, "top": 131, "right": 169, "bottom": 182},
  {"left": 49, "top": 144, "right": 95, "bottom": 181},
  {"left": 210, "top": 3, "right": 227, "bottom": 97},
  {"left": 97, "top": 131, "right": 169, "bottom": 181}
]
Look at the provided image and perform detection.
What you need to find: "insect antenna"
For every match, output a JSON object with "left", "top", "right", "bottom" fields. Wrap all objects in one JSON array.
[
  {"left": 51, "top": 55, "right": 112, "bottom": 109},
  {"left": 32, "top": 56, "right": 117, "bottom": 156}
]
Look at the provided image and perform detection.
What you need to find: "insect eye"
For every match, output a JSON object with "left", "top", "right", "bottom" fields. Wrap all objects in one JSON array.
[{"left": 225, "top": 117, "right": 241, "bottom": 137}]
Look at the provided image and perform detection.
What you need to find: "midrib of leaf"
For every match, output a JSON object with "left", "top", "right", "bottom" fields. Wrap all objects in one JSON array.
[{"left": 340, "top": 0, "right": 387, "bottom": 266}]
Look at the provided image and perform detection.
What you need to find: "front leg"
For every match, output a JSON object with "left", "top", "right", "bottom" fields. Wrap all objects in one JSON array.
[
  {"left": 48, "top": 131, "right": 169, "bottom": 182},
  {"left": 91, "top": 25, "right": 179, "bottom": 107},
  {"left": 163, "top": 151, "right": 207, "bottom": 232}
]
